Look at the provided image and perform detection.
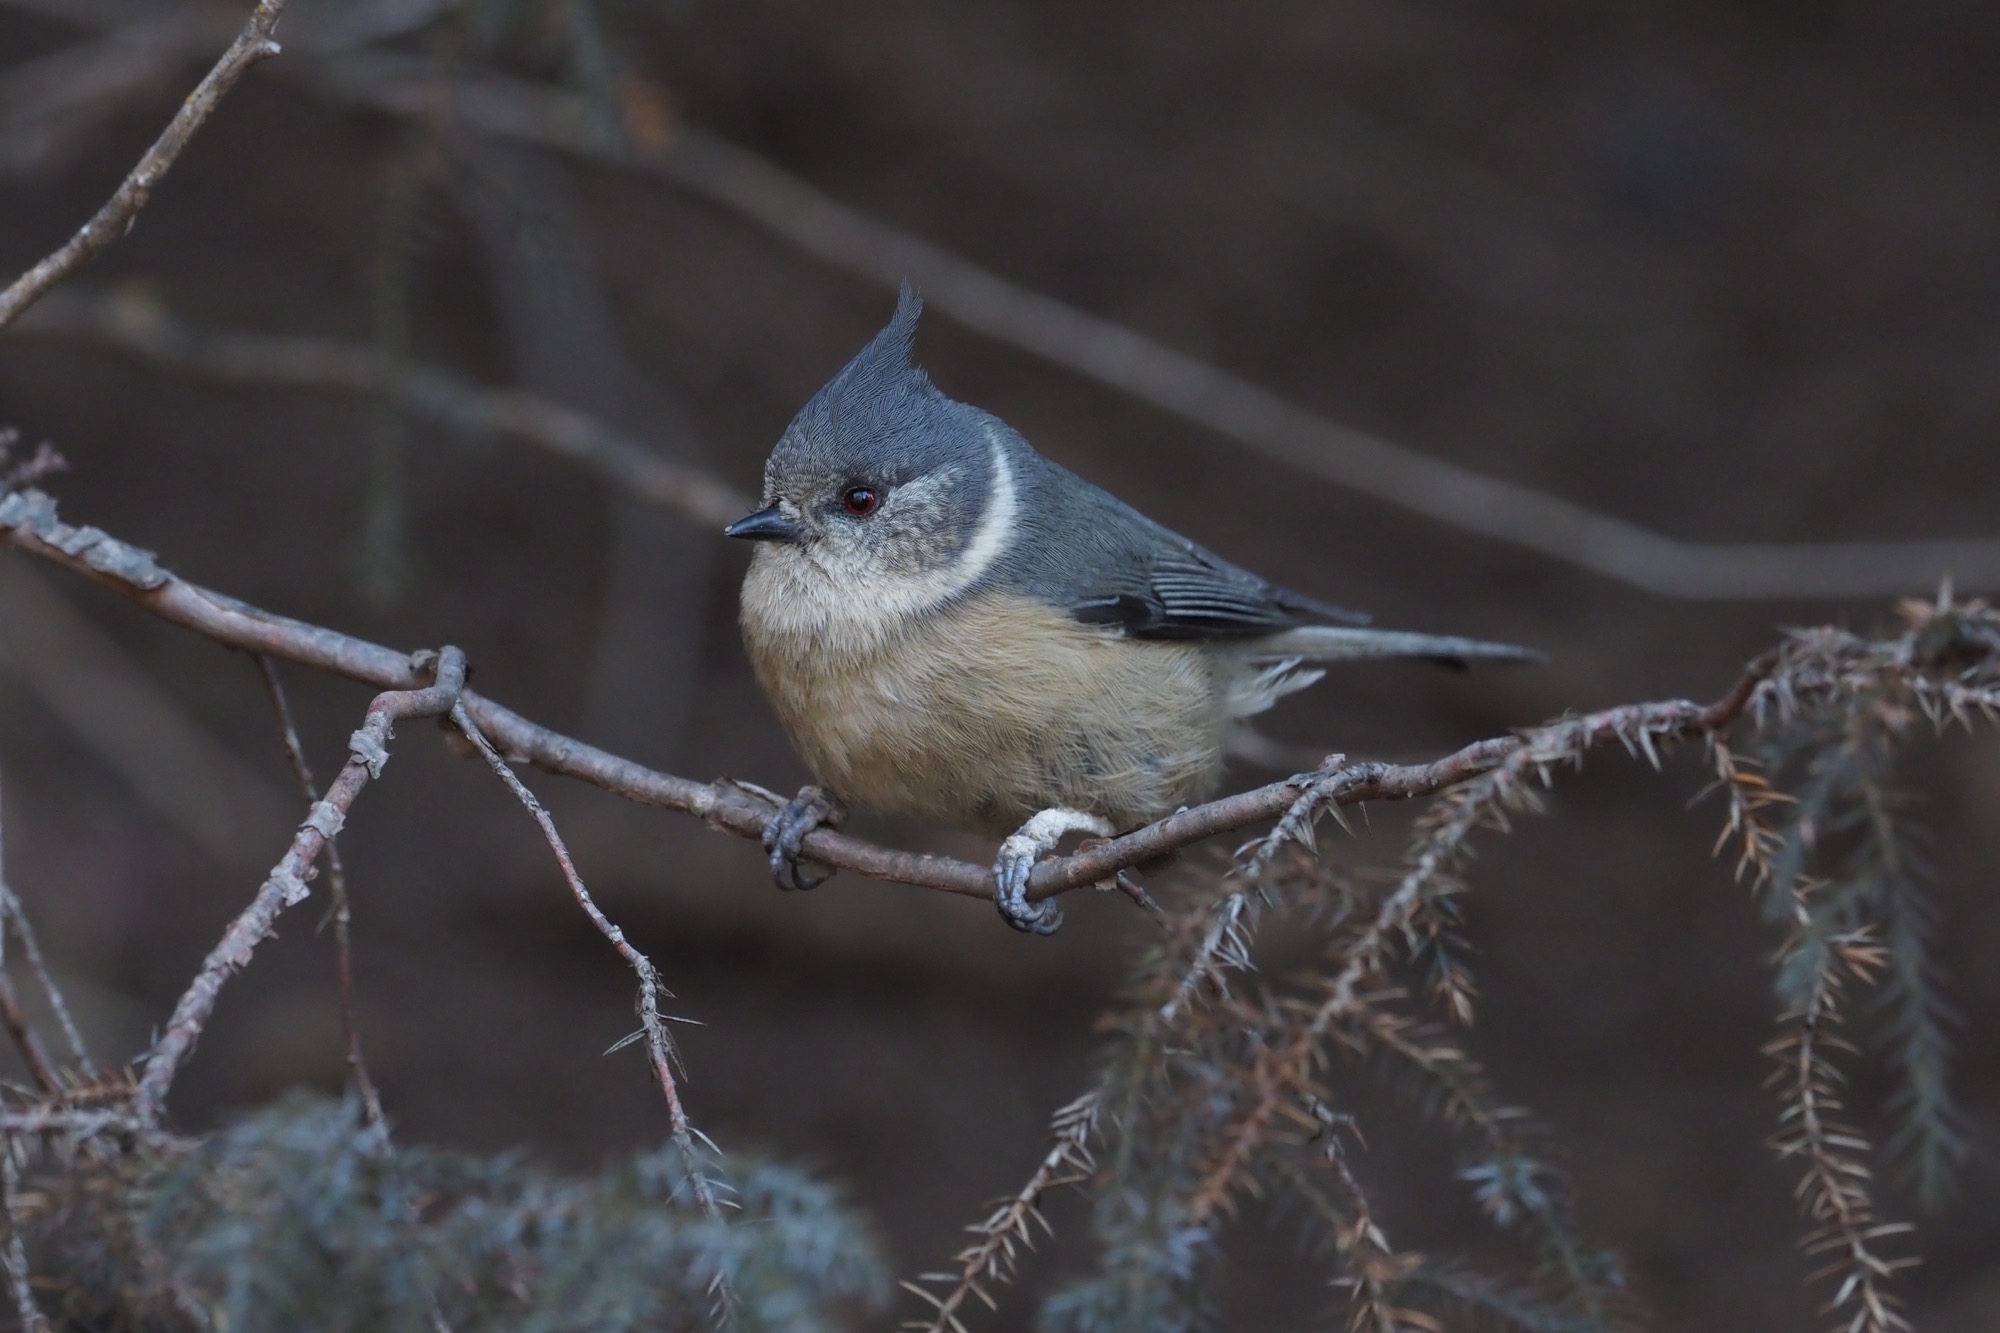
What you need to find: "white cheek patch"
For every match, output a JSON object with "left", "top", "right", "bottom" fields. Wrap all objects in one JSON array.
[{"left": 751, "top": 430, "right": 1020, "bottom": 647}]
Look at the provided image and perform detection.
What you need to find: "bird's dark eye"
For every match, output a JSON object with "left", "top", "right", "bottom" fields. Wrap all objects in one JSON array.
[{"left": 842, "top": 486, "right": 879, "bottom": 516}]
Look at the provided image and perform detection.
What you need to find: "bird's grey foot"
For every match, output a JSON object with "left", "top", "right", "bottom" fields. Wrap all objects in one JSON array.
[
  {"left": 994, "top": 808, "right": 1115, "bottom": 935},
  {"left": 764, "top": 786, "right": 842, "bottom": 892}
]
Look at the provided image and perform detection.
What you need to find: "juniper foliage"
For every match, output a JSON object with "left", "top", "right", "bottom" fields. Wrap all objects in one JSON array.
[
  {"left": 899, "top": 592, "right": 2000, "bottom": 1333},
  {"left": 17, "top": 1095, "right": 888, "bottom": 1332}
]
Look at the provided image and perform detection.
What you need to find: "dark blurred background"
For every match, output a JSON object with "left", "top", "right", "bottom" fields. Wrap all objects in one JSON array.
[{"left": 3, "top": 1, "right": 2000, "bottom": 1328}]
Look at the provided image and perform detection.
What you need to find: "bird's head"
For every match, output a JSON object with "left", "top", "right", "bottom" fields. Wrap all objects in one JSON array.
[{"left": 727, "top": 287, "right": 1019, "bottom": 606}]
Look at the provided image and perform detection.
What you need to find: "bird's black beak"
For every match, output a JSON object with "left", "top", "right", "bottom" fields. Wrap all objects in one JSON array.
[{"left": 724, "top": 504, "right": 802, "bottom": 543}]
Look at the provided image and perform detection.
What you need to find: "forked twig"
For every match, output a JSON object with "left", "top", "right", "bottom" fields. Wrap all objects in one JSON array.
[
  {"left": 133, "top": 647, "right": 467, "bottom": 1121},
  {"left": 254, "top": 655, "right": 382, "bottom": 1126}
]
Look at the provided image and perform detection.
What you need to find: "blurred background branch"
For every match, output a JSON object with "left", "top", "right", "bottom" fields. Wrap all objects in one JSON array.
[
  {"left": 15, "top": 288, "right": 751, "bottom": 528},
  {"left": 10, "top": 1, "right": 2000, "bottom": 600}
]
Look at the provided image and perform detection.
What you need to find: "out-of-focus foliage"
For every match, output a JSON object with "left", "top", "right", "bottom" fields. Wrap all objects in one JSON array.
[{"left": 19, "top": 1095, "right": 888, "bottom": 1331}]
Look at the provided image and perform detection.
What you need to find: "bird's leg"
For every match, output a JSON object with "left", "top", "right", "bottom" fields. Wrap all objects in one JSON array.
[
  {"left": 994, "top": 808, "right": 1115, "bottom": 935},
  {"left": 764, "top": 785, "right": 843, "bottom": 892}
]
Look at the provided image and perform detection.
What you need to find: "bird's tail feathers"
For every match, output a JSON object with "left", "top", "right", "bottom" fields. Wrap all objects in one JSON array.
[{"left": 1255, "top": 625, "right": 1541, "bottom": 667}]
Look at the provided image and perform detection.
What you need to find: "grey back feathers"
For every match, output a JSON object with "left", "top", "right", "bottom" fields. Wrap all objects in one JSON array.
[
  {"left": 994, "top": 453, "right": 1375, "bottom": 641},
  {"left": 764, "top": 287, "right": 1535, "bottom": 668}
]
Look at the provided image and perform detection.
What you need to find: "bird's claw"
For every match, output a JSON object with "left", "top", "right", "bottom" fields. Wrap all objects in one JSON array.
[
  {"left": 763, "top": 786, "right": 840, "bottom": 892},
  {"left": 994, "top": 832, "right": 1065, "bottom": 935},
  {"left": 991, "top": 808, "right": 1116, "bottom": 936}
]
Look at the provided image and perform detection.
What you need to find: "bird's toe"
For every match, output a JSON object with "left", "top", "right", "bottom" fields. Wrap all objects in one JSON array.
[{"left": 763, "top": 786, "right": 840, "bottom": 892}]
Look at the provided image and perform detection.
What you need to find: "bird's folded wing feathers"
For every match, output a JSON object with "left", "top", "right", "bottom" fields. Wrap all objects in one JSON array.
[
  {"left": 1067, "top": 540, "right": 1370, "bottom": 639},
  {"left": 1016, "top": 455, "right": 1530, "bottom": 659}
]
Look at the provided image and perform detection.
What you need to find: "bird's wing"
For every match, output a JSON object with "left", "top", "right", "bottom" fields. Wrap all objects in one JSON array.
[
  {"left": 996, "top": 455, "right": 1534, "bottom": 662},
  {"left": 1044, "top": 498, "right": 1370, "bottom": 640},
  {"left": 994, "top": 448, "right": 1367, "bottom": 638}
]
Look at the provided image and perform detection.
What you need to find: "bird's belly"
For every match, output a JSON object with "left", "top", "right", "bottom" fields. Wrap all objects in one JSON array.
[{"left": 743, "top": 591, "right": 1228, "bottom": 835}]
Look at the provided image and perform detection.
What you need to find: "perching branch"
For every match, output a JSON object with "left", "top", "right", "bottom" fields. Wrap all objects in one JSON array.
[
  {"left": 0, "top": 0, "right": 290, "bottom": 329},
  {"left": 133, "top": 646, "right": 467, "bottom": 1122},
  {"left": 1, "top": 484, "right": 1788, "bottom": 915}
]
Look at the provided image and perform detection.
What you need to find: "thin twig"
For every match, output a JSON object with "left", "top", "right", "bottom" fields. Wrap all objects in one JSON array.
[
  {"left": 0, "top": 978, "right": 57, "bottom": 1096},
  {"left": 0, "top": 1106, "right": 155, "bottom": 1139},
  {"left": 0, "top": 0, "right": 291, "bottom": 328},
  {"left": 447, "top": 700, "right": 734, "bottom": 1327},
  {"left": 253, "top": 655, "right": 382, "bottom": 1126},
  {"left": 445, "top": 704, "right": 727, "bottom": 1223},
  {"left": 0, "top": 774, "right": 56, "bottom": 1093},
  {"left": 0, "top": 556, "right": 295, "bottom": 869},
  {"left": 0, "top": 915, "right": 92, "bottom": 1080},
  {"left": 0, "top": 485, "right": 1787, "bottom": 914},
  {"left": 133, "top": 647, "right": 467, "bottom": 1122},
  {"left": 0, "top": 768, "right": 92, "bottom": 1080}
]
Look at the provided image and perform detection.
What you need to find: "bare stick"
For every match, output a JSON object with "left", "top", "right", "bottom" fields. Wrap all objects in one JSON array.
[
  {"left": 0, "top": 912, "right": 92, "bottom": 1079},
  {"left": 133, "top": 647, "right": 466, "bottom": 1122},
  {"left": 254, "top": 655, "right": 383, "bottom": 1126},
  {"left": 0, "top": 0, "right": 290, "bottom": 329},
  {"left": 18, "top": 291, "right": 752, "bottom": 528},
  {"left": 0, "top": 486, "right": 1791, "bottom": 915},
  {"left": 446, "top": 702, "right": 728, "bottom": 1226}
]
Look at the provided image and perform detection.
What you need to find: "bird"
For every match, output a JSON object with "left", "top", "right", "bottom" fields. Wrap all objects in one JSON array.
[{"left": 726, "top": 287, "right": 1535, "bottom": 935}]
